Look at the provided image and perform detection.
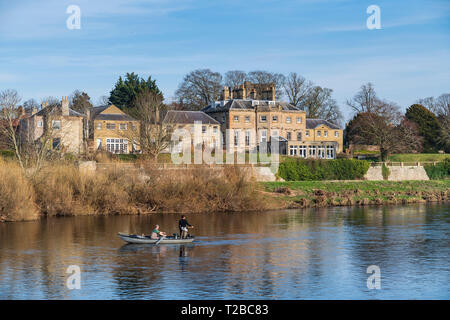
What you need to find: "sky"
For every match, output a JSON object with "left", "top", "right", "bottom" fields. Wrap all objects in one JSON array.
[{"left": 0, "top": 0, "right": 449, "bottom": 121}]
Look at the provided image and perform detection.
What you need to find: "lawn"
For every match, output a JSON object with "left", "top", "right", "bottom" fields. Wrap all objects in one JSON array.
[{"left": 387, "top": 154, "right": 449, "bottom": 162}]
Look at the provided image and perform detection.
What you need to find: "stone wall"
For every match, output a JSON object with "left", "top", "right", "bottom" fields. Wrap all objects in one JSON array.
[{"left": 365, "top": 166, "right": 429, "bottom": 181}]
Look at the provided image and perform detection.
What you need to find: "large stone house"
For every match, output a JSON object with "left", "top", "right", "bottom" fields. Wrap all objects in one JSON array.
[
  {"left": 90, "top": 105, "right": 140, "bottom": 154},
  {"left": 201, "top": 82, "right": 343, "bottom": 159},
  {"left": 163, "top": 110, "right": 220, "bottom": 152},
  {"left": 19, "top": 96, "right": 85, "bottom": 153}
]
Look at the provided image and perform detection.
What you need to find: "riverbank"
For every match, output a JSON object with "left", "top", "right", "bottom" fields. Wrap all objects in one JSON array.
[{"left": 264, "top": 180, "right": 450, "bottom": 208}]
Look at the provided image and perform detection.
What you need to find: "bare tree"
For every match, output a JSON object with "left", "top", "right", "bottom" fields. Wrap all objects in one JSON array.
[
  {"left": 346, "top": 112, "right": 422, "bottom": 161},
  {"left": 224, "top": 70, "right": 247, "bottom": 88},
  {"left": 346, "top": 82, "right": 379, "bottom": 114},
  {"left": 97, "top": 95, "right": 111, "bottom": 106},
  {"left": 123, "top": 88, "right": 172, "bottom": 161},
  {"left": 23, "top": 98, "right": 40, "bottom": 114},
  {"left": 175, "top": 69, "right": 223, "bottom": 110},
  {"left": 282, "top": 72, "right": 312, "bottom": 107},
  {"left": 247, "top": 70, "right": 285, "bottom": 99},
  {"left": 0, "top": 89, "right": 25, "bottom": 168},
  {"left": 435, "top": 93, "right": 450, "bottom": 118},
  {"left": 301, "top": 86, "right": 343, "bottom": 125}
]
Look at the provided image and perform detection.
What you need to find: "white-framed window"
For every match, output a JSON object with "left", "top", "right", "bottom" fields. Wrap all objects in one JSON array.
[
  {"left": 299, "top": 145, "right": 307, "bottom": 157},
  {"left": 213, "top": 126, "right": 218, "bottom": 133},
  {"left": 260, "top": 130, "right": 267, "bottom": 142},
  {"left": 326, "top": 145, "right": 335, "bottom": 159},
  {"left": 96, "top": 122, "right": 102, "bottom": 130},
  {"left": 106, "top": 123, "right": 116, "bottom": 130},
  {"left": 287, "top": 132, "right": 291, "bottom": 140},
  {"left": 286, "top": 117, "right": 292, "bottom": 124},
  {"left": 305, "top": 130, "right": 310, "bottom": 137},
  {"left": 296, "top": 117, "right": 302, "bottom": 124},
  {"left": 260, "top": 115, "right": 267, "bottom": 123},
  {"left": 106, "top": 138, "right": 128, "bottom": 154},
  {"left": 324, "top": 130, "right": 328, "bottom": 137},
  {"left": 335, "top": 131, "right": 339, "bottom": 137},
  {"left": 272, "top": 115, "right": 278, "bottom": 122},
  {"left": 234, "top": 130, "right": 239, "bottom": 147},
  {"left": 317, "top": 130, "right": 321, "bottom": 137},
  {"left": 119, "top": 123, "right": 128, "bottom": 130},
  {"left": 52, "top": 120, "right": 61, "bottom": 130},
  {"left": 309, "top": 146, "right": 316, "bottom": 157},
  {"left": 245, "top": 130, "right": 250, "bottom": 146},
  {"left": 297, "top": 132, "right": 302, "bottom": 141},
  {"left": 37, "top": 120, "right": 43, "bottom": 128},
  {"left": 245, "top": 116, "right": 250, "bottom": 123},
  {"left": 289, "top": 145, "right": 297, "bottom": 156},
  {"left": 318, "top": 146, "right": 325, "bottom": 158},
  {"left": 233, "top": 115, "right": 239, "bottom": 122},
  {"left": 202, "top": 126, "right": 207, "bottom": 133}
]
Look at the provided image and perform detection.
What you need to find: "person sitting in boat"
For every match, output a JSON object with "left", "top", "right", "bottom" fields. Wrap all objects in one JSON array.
[
  {"left": 150, "top": 225, "right": 167, "bottom": 239},
  {"left": 179, "top": 215, "right": 194, "bottom": 239}
]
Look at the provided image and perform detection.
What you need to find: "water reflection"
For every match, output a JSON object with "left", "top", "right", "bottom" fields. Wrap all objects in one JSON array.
[{"left": 0, "top": 203, "right": 449, "bottom": 299}]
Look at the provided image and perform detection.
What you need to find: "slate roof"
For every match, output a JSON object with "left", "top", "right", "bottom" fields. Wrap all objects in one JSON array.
[
  {"left": 306, "top": 119, "right": 341, "bottom": 130},
  {"left": 163, "top": 110, "right": 220, "bottom": 125},
  {"left": 34, "top": 106, "right": 85, "bottom": 117},
  {"left": 201, "top": 99, "right": 302, "bottom": 113},
  {"left": 90, "top": 105, "right": 137, "bottom": 121}
]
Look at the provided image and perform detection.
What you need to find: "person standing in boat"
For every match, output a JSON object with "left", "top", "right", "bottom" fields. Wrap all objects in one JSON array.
[
  {"left": 179, "top": 215, "right": 194, "bottom": 239},
  {"left": 151, "top": 224, "right": 167, "bottom": 239}
]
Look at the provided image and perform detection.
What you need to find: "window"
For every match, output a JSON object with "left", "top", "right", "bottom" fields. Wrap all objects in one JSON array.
[
  {"left": 296, "top": 117, "right": 302, "bottom": 124},
  {"left": 305, "top": 130, "right": 310, "bottom": 137},
  {"left": 132, "top": 123, "right": 137, "bottom": 131},
  {"left": 289, "top": 145, "right": 297, "bottom": 156},
  {"left": 297, "top": 132, "right": 302, "bottom": 141},
  {"left": 202, "top": 126, "right": 207, "bottom": 133},
  {"left": 260, "top": 130, "right": 267, "bottom": 142},
  {"left": 272, "top": 130, "right": 278, "bottom": 137},
  {"left": 309, "top": 146, "right": 316, "bottom": 157},
  {"left": 234, "top": 131, "right": 239, "bottom": 147},
  {"left": 52, "top": 120, "right": 61, "bottom": 130},
  {"left": 287, "top": 132, "right": 291, "bottom": 140},
  {"left": 326, "top": 146, "right": 335, "bottom": 159},
  {"left": 106, "top": 138, "right": 128, "bottom": 154},
  {"left": 52, "top": 138, "right": 61, "bottom": 150},
  {"left": 260, "top": 115, "right": 267, "bottom": 122},
  {"left": 106, "top": 123, "right": 116, "bottom": 130},
  {"left": 233, "top": 115, "right": 239, "bottom": 122},
  {"left": 324, "top": 130, "right": 328, "bottom": 137},
  {"left": 245, "top": 116, "right": 250, "bottom": 123},
  {"left": 96, "top": 139, "right": 102, "bottom": 149},
  {"left": 299, "top": 145, "right": 307, "bottom": 158},
  {"left": 317, "top": 130, "right": 321, "bottom": 137},
  {"left": 286, "top": 117, "right": 292, "bottom": 124},
  {"left": 245, "top": 131, "right": 250, "bottom": 146},
  {"left": 96, "top": 122, "right": 102, "bottom": 130},
  {"left": 272, "top": 115, "right": 278, "bottom": 122},
  {"left": 119, "top": 123, "right": 128, "bottom": 130},
  {"left": 334, "top": 131, "right": 339, "bottom": 137},
  {"left": 213, "top": 126, "right": 218, "bottom": 133},
  {"left": 37, "top": 120, "right": 43, "bottom": 128},
  {"left": 318, "top": 146, "right": 325, "bottom": 158}
]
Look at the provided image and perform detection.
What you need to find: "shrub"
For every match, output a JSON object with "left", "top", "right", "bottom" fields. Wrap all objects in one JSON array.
[
  {"left": 424, "top": 159, "right": 450, "bottom": 180},
  {"left": 0, "top": 160, "right": 39, "bottom": 221},
  {"left": 278, "top": 159, "right": 370, "bottom": 181},
  {"left": 0, "top": 150, "right": 15, "bottom": 159}
]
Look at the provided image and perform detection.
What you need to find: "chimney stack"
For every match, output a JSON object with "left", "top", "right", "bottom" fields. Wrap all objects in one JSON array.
[{"left": 61, "top": 96, "right": 69, "bottom": 116}]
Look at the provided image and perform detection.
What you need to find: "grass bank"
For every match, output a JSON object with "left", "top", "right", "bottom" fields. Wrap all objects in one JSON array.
[{"left": 264, "top": 180, "right": 449, "bottom": 208}]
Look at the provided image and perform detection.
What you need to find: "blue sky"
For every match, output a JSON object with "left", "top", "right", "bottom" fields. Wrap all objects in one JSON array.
[{"left": 0, "top": 0, "right": 449, "bottom": 120}]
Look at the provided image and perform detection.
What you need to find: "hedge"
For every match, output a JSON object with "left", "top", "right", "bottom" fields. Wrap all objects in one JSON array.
[
  {"left": 424, "top": 159, "right": 450, "bottom": 180},
  {"left": 0, "top": 150, "right": 15, "bottom": 159},
  {"left": 278, "top": 159, "right": 370, "bottom": 181}
]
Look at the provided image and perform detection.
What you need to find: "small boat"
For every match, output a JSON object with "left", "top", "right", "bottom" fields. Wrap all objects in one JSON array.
[{"left": 118, "top": 232, "right": 195, "bottom": 244}]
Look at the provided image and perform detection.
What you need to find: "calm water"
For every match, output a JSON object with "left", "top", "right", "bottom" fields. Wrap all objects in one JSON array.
[{"left": 0, "top": 204, "right": 449, "bottom": 300}]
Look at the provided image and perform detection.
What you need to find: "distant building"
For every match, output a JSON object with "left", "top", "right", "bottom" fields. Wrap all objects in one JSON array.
[
  {"left": 202, "top": 82, "right": 343, "bottom": 159},
  {"left": 19, "top": 96, "right": 85, "bottom": 154},
  {"left": 90, "top": 105, "right": 140, "bottom": 154}
]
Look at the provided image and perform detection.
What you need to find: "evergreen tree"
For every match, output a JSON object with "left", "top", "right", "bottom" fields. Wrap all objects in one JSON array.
[{"left": 405, "top": 104, "right": 441, "bottom": 152}]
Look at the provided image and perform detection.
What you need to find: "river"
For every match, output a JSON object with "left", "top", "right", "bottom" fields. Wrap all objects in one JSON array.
[{"left": 0, "top": 203, "right": 448, "bottom": 299}]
